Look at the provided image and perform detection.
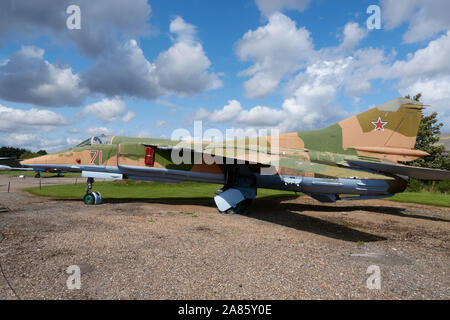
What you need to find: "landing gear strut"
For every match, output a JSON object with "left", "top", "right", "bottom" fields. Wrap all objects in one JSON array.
[{"left": 83, "top": 177, "right": 102, "bottom": 205}]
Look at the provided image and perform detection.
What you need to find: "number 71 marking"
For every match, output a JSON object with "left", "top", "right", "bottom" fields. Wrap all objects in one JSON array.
[{"left": 90, "top": 150, "right": 102, "bottom": 165}]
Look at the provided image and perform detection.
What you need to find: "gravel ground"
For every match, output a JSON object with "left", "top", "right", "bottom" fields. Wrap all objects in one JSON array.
[{"left": 0, "top": 175, "right": 449, "bottom": 299}]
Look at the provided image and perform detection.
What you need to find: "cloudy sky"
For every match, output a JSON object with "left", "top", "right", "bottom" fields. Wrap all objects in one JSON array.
[{"left": 1, "top": 0, "right": 449, "bottom": 151}]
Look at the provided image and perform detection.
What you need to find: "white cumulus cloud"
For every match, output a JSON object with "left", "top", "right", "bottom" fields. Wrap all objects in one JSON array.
[
  {"left": 381, "top": 0, "right": 450, "bottom": 43},
  {"left": 80, "top": 97, "right": 134, "bottom": 123},
  {"left": 235, "top": 13, "right": 313, "bottom": 98},
  {"left": 154, "top": 16, "right": 222, "bottom": 95},
  {"left": 85, "top": 127, "right": 113, "bottom": 136},
  {"left": 339, "top": 22, "right": 368, "bottom": 51},
  {"left": 208, "top": 100, "right": 243, "bottom": 123},
  {"left": 0, "top": 104, "right": 68, "bottom": 132},
  {"left": 0, "top": 46, "right": 87, "bottom": 107},
  {"left": 83, "top": 16, "right": 222, "bottom": 99}
]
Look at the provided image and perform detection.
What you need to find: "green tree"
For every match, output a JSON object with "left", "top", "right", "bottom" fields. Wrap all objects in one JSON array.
[
  {"left": 0, "top": 146, "right": 47, "bottom": 160},
  {"left": 0, "top": 146, "right": 28, "bottom": 158},
  {"left": 404, "top": 93, "right": 449, "bottom": 171},
  {"left": 404, "top": 94, "right": 450, "bottom": 193},
  {"left": 36, "top": 150, "right": 47, "bottom": 156}
]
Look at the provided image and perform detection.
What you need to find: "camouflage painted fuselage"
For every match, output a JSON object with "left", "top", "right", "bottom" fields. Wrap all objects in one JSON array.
[{"left": 22, "top": 98, "right": 450, "bottom": 205}]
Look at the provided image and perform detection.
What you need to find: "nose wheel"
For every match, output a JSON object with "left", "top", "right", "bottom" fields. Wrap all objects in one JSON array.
[{"left": 84, "top": 177, "right": 102, "bottom": 205}]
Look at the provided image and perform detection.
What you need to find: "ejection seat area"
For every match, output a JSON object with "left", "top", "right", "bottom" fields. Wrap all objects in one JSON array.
[{"left": 76, "top": 135, "right": 114, "bottom": 147}]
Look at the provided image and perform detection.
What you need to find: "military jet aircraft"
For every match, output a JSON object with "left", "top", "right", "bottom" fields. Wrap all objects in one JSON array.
[{"left": 21, "top": 98, "right": 450, "bottom": 213}]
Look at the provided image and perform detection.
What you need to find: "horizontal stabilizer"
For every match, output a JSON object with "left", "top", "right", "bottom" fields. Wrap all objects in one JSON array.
[{"left": 346, "top": 159, "right": 450, "bottom": 180}]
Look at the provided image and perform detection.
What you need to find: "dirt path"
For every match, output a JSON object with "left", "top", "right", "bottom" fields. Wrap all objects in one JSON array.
[{"left": 0, "top": 175, "right": 448, "bottom": 299}]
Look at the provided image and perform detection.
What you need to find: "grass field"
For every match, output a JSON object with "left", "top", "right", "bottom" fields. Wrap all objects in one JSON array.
[
  {"left": 24, "top": 180, "right": 450, "bottom": 207},
  {"left": 25, "top": 180, "right": 296, "bottom": 200},
  {"left": 0, "top": 170, "right": 81, "bottom": 177},
  {"left": 388, "top": 192, "right": 449, "bottom": 207}
]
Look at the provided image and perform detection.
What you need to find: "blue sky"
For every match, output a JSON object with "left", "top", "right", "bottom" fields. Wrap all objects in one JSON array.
[{"left": 0, "top": 0, "right": 449, "bottom": 151}]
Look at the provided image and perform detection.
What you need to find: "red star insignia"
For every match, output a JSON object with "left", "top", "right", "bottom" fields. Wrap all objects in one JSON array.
[{"left": 371, "top": 117, "right": 388, "bottom": 131}]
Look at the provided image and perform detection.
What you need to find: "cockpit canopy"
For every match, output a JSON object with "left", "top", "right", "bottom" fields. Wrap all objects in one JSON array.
[{"left": 76, "top": 135, "right": 113, "bottom": 147}]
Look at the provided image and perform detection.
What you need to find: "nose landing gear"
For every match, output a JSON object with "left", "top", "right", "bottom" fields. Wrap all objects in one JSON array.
[{"left": 83, "top": 177, "right": 102, "bottom": 205}]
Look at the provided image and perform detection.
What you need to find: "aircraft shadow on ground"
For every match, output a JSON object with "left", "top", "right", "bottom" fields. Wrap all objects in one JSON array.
[
  {"left": 55, "top": 195, "right": 450, "bottom": 222},
  {"left": 99, "top": 196, "right": 450, "bottom": 222},
  {"left": 107, "top": 197, "right": 389, "bottom": 242},
  {"left": 53, "top": 196, "right": 449, "bottom": 241},
  {"left": 248, "top": 200, "right": 387, "bottom": 242},
  {"left": 54, "top": 196, "right": 391, "bottom": 242},
  {"left": 279, "top": 201, "right": 450, "bottom": 223}
]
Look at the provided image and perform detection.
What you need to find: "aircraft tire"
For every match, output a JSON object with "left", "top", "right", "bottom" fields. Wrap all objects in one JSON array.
[
  {"left": 84, "top": 193, "right": 95, "bottom": 205},
  {"left": 84, "top": 192, "right": 102, "bottom": 205},
  {"left": 228, "top": 199, "right": 252, "bottom": 215}
]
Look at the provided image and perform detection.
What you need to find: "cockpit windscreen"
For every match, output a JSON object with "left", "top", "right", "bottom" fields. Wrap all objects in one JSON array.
[{"left": 76, "top": 135, "right": 112, "bottom": 147}]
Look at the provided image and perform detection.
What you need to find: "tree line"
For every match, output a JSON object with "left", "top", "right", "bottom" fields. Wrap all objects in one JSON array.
[
  {"left": 404, "top": 93, "right": 449, "bottom": 193},
  {"left": 0, "top": 146, "right": 47, "bottom": 160}
]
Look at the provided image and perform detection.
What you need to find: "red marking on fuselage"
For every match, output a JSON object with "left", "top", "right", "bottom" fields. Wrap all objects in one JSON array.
[
  {"left": 90, "top": 150, "right": 102, "bottom": 165},
  {"left": 371, "top": 117, "right": 388, "bottom": 131}
]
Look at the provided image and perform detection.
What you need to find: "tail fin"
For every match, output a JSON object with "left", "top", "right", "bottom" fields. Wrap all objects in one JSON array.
[
  {"left": 296, "top": 98, "right": 427, "bottom": 162},
  {"left": 338, "top": 97, "right": 425, "bottom": 162}
]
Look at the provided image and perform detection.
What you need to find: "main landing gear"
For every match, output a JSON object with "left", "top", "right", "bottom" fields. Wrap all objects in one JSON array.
[
  {"left": 83, "top": 177, "right": 102, "bottom": 205},
  {"left": 214, "top": 165, "right": 256, "bottom": 215}
]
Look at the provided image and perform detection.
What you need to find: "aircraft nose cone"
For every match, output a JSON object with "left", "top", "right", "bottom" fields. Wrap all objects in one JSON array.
[
  {"left": 20, "top": 159, "right": 33, "bottom": 166},
  {"left": 20, "top": 155, "right": 48, "bottom": 166}
]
